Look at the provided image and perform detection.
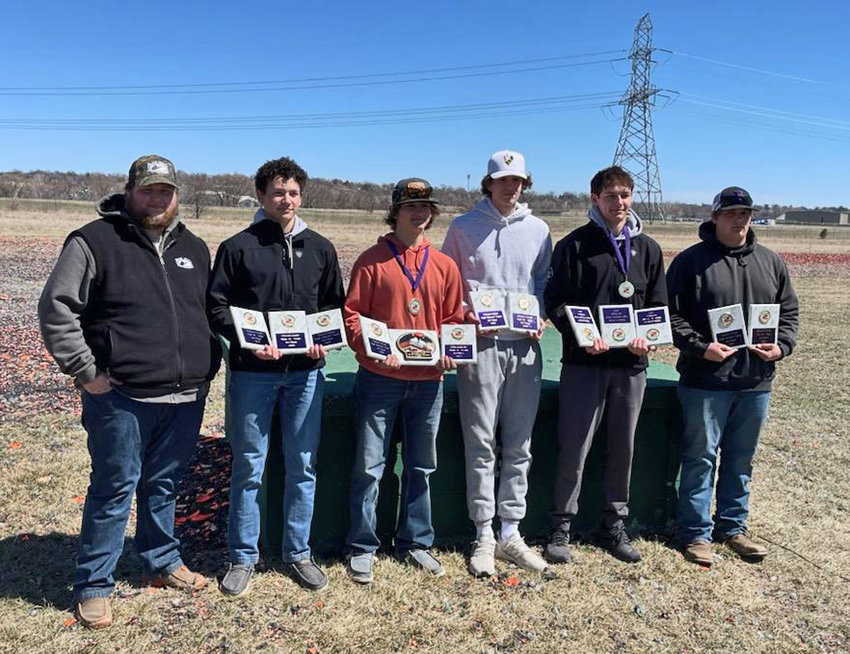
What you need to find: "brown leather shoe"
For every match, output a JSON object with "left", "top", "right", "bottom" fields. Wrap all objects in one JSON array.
[
  {"left": 682, "top": 540, "right": 714, "bottom": 566},
  {"left": 75, "top": 597, "right": 112, "bottom": 629},
  {"left": 147, "top": 564, "right": 207, "bottom": 590},
  {"left": 725, "top": 534, "right": 768, "bottom": 561}
]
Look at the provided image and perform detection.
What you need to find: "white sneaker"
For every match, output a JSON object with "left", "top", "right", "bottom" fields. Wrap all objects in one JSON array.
[
  {"left": 495, "top": 532, "right": 548, "bottom": 572},
  {"left": 468, "top": 532, "right": 497, "bottom": 577}
]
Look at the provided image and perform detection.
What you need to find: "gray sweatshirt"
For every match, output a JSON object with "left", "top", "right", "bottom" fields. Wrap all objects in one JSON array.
[{"left": 441, "top": 197, "right": 552, "bottom": 341}]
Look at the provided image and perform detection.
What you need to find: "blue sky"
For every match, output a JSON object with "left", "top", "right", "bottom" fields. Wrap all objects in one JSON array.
[{"left": 1, "top": 0, "right": 848, "bottom": 208}]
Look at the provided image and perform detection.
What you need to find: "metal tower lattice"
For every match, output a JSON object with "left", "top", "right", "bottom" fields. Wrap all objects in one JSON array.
[{"left": 613, "top": 13, "right": 664, "bottom": 222}]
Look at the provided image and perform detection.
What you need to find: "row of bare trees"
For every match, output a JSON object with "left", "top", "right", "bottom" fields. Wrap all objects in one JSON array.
[{"left": 0, "top": 169, "right": 815, "bottom": 219}]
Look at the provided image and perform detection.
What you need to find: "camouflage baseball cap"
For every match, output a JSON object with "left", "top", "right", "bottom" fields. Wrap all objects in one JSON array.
[
  {"left": 128, "top": 154, "right": 179, "bottom": 188},
  {"left": 391, "top": 178, "right": 440, "bottom": 210}
]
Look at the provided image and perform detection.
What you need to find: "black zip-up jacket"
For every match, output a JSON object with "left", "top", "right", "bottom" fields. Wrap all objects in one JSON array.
[
  {"left": 545, "top": 219, "right": 667, "bottom": 369},
  {"left": 207, "top": 218, "right": 345, "bottom": 373},
  {"left": 71, "top": 199, "right": 221, "bottom": 396},
  {"left": 666, "top": 221, "right": 799, "bottom": 391}
]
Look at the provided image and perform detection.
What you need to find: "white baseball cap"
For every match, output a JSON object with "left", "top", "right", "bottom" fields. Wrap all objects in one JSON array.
[{"left": 486, "top": 150, "right": 529, "bottom": 180}]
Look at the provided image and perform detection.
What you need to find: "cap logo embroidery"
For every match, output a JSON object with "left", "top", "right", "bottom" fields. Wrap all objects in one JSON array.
[
  {"left": 503, "top": 154, "right": 514, "bottom": 165},
  {"left": 174, "top": 257, "right": 194, "bottom": 269},
  {"left": 405, "top": 181, "right": 429, "bottom": 198},
  {"left": 147, "top": 161, "right": 170, "bottom": 175}
]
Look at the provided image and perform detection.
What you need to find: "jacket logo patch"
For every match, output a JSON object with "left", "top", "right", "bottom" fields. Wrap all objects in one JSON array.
[
  {"left": 175, "top": 257, "right": 195, "bottom": 269},
  {"left": 295, "top": 250, "right": 303, "bottom": 258}
]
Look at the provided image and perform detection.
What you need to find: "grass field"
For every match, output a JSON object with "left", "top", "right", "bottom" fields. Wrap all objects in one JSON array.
[{"left": 1, "top": 202, "right": 849, "bottom": 653}]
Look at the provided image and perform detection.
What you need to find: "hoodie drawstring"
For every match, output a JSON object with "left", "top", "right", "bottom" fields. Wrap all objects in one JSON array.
[{"left": 284, "top": 232, "right": 294, "bottom": 269}]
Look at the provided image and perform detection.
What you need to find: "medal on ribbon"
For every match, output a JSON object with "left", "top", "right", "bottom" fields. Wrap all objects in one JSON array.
[
  {"left": 387, "top": 240, "right": 430, "bottom": 315},
  {"left": 607, "top": 228, "right": 634, "bottom": 299}
]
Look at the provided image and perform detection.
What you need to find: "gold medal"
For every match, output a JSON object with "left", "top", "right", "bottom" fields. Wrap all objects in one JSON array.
[{"left": 408, "top": 297, "right": 422, "bottom": 315}]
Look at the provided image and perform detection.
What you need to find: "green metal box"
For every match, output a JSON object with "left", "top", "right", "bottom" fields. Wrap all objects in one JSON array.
[{"left": 225, "top": 329, "right": 681, "bottom": 556}]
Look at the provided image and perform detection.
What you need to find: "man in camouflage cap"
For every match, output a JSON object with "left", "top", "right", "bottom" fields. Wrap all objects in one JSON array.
[{"left": 39, "top": 154, "right": 221, "bottom": 628}]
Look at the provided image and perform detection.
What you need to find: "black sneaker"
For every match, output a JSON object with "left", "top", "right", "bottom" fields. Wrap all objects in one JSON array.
[
  {"left": 544, "top": 525, "right": 572, "bottom": 564},
  {"left": 219, "top": 563, "right": 254, "bottom": 598},
  {"left": 283, "top": 557, "right": 329, "bottom": 591},
  {"left": 598, "top": 523, "right": 641, "bottom": 563}
]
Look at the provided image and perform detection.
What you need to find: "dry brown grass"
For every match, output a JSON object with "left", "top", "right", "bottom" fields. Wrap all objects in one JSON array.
[{"left": 1, "top": 205, "right": 849, "bottom": 653}]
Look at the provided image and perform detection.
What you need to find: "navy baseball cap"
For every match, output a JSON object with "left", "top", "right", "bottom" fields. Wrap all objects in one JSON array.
[{"left": 712, "top": 187, "right": 754, "bottom": 213}]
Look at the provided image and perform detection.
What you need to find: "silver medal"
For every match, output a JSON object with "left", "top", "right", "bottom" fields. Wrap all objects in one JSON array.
[{"left": 618, "top": 281, "right": 635, "bottom": 298}]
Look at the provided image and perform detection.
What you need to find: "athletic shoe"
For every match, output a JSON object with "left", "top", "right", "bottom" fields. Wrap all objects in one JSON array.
[
  {"left": 598, "top": 523, "right": 641, "bottom": 564},
  {"left": 468, "top": 532, "right": 497, "bottom": 577},
  {"left": 495, "top": 532, "right": 548, "bottom": 572},
  {"left": 544, "top": 525, "right": 572, "bottom": 564}
]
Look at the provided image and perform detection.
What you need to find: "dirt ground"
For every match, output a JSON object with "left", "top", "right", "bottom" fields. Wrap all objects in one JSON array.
[{"left": 1, "top": 204, "right": 849, "bottom": 653}]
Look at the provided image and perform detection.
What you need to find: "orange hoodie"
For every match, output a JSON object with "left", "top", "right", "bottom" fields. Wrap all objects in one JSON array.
[{"left": 344, "top": 233, "right": 465, "bottom": 381}]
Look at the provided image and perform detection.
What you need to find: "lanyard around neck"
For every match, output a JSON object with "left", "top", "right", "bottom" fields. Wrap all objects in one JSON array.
[{"left": 386, "top": 240, "right": 429, "bottom": 293}]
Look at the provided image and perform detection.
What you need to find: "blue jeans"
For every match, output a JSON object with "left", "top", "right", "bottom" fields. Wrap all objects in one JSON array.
[
  {"left": 228, "top": 369, "right": 324, "bottom": 564},
  {"left": 347, "top": 368, "right": 442, "bottom": 554},
  {"left": 676, "top": 385, "right": 771, "bottom": 545},
  {"left": 75, "top": 390, "right": 205, "bottom": 600}
]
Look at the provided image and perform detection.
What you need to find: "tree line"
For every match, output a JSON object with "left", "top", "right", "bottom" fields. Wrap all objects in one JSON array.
[{"left": 0, "top": 169, "right": 823, "bottom": 220}]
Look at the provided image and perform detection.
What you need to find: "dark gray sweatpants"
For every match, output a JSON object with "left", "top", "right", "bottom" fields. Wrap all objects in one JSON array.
[{"left": 550, "top": 364, "right": 647, "bottom": 528}]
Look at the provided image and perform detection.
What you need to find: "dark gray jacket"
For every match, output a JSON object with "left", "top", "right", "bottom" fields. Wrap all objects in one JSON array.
[{"left": 666, "top": 221, "right": 798, "bottom": 391}]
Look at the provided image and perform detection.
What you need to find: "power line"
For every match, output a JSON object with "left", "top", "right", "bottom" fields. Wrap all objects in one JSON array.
[
  {"left": 672, "top": 107, "right": 850, "bottom": 144},
  {"left": 0, "top": 92, "right": 619, "bottom": 125},
  {"left": 677, "top": 94, "right": 850, "bottom": 130},
  {"left": 0, "top": 53, "right": 625, "bottom": 97},
  {"left": 0, "top": 93, "right": 622, "bottom": 131},
  {"left": 668, "top": 51, "right": 827, "bottom": 85},
  {"left": 0, "top": 50, "right": 627, "bottom": 92}
]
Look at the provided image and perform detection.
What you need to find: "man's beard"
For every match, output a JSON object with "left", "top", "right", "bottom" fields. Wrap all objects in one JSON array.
[{"left": 137, "top": 203, "right": 178, "bottom": 230}]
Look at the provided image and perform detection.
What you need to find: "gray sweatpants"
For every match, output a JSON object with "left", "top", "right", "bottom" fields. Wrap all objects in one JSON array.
[
  {"left": 457, "top": 338, "right": 542, "bottom": 524},
  {"left": 550, "top": 364, "right": 647, "bottom": 528}
]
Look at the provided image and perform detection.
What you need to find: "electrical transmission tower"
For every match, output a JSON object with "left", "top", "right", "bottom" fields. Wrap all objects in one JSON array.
[{"left": 613, "top": 13, "right": 664, "bottom": 222}]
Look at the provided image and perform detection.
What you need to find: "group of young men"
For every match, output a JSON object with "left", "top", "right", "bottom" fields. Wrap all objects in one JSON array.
[{"left": 39, "top": 150, "right": 798, "bottom": 629}]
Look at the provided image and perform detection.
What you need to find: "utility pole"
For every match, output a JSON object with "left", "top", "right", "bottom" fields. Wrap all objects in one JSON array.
[{"left": 613, "top": 13, "right": 665, "bottom": 222}]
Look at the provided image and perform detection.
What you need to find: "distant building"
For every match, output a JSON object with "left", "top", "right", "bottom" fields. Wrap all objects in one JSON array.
[
  {"left": 778, "top": 210, "right": 849, "bottom": 225},
  {"left": 238, "top": 195, "right": 259, "bottom": 208}
]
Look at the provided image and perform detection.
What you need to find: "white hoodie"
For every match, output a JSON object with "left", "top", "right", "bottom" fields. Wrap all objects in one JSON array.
[{"left": 441, "top": 197, "right": 552, "bottom": 340}]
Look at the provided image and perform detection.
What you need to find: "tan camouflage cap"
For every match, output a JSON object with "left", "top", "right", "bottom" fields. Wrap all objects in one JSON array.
[{"left": 128, "top": 154, "right": 179, "bottom": 188}]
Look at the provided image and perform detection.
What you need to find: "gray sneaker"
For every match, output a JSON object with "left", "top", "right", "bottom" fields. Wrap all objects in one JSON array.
[
  {"left": 283, "top": 558, "right": 329, "bottom": 591},
  {"left": 398, "top": 548, "right": 445, "bottom": 577},
  {"left": 347, "top": 552, "right": 374, "bottom": 584},
  {"left": 219, "top": 563, "right": 254, "bottom": 598}
]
